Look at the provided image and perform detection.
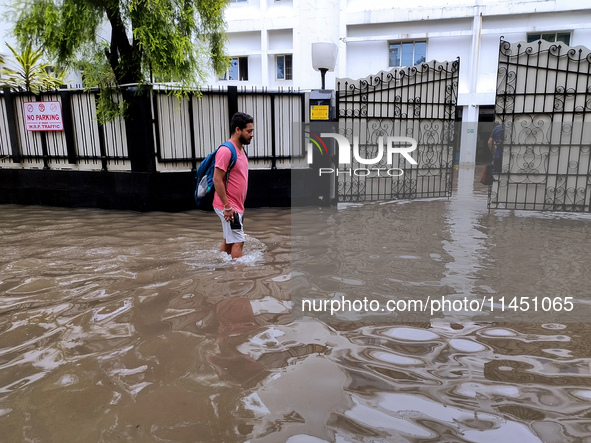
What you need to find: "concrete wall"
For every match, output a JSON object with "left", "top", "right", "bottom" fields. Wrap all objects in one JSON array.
[{"left": 0, "top": 168, "right": 296, "bottom": 211}]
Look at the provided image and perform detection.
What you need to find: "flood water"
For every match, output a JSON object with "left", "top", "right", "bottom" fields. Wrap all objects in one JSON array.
[{"left": 1, "top": 167, "right": 591, "bottom": 442}]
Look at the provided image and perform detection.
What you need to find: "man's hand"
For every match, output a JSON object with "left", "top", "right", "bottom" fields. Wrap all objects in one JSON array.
[
  {"left": 223, "top": 207, "right": 235, "bottom": 221},
  {"left": 213, "top": 166, "right": 234, "bottom": 221}
]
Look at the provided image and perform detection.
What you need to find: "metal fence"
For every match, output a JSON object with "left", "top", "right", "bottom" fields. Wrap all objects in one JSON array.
[
  {"left": 1, "top": 86, "right": 306, "bottom": 172},
  {"left": 152, "top": 86, "right": 305, "bottom": 171},
  {"left": 491, "top": 39, "right": 591, "bottom": 212},
  {"left": 0, "top": 89, "right": 129, "bottom": 171},
  {"left": 336, "top": 58, "right": 460, "bottom": 202}
]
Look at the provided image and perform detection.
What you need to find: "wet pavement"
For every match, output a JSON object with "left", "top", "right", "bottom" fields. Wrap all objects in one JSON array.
[{"left": 1, "top": 167, "right": 590, "bottom": 442}]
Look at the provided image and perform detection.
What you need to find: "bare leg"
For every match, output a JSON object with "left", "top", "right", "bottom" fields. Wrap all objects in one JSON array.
[
  {"left": 220, "top": 239, "right": 243, "bottom": 259},
  {"left": 219, "top": 239, "right": 232, "bottom": 255},
  {"left": 230, "top": 242, "right": 244, "bottom": 259}
]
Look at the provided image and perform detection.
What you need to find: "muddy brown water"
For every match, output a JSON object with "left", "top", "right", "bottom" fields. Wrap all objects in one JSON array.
[{"left": 1, "top": 167, "right": 591, "bottom": 442}]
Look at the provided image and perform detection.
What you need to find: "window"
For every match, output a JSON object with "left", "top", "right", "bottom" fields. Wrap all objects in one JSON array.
[
  {"left": 276, "top": 54, "right": 292, "bottom": 80},
  {"left": 229, "top": 0, "right": 247, "bottom": 3},
  {"left": 389, "top": 41, "right": 426, "bottom": 68},
  {"left": 527, "top": 32, "right": 570, "bottom": 45},
  {"left": 221, "top": 57, "right": 248, "bottom": 81}
]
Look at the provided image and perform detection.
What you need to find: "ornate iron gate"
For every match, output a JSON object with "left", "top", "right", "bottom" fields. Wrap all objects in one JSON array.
[
  {"left": 492, "top": 39, "right": 591, "bottom": 212},
  {"left": 336, "top": 59, "right": 459, "bottom": 202}
]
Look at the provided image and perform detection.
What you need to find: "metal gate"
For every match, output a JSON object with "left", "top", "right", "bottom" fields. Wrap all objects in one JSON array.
[
  {"left": 492, "top": 39, "right": 591, "bottom": 212},
  {"left": 336, "top": 59, "right": 459, "bottom": 202}
]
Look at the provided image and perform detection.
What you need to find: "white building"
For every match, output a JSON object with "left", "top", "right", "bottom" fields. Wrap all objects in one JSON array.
[{"left": 212, "top": 0, "right": 591, "bottom": 163}]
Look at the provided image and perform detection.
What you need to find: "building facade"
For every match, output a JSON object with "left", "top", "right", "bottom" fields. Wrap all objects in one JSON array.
[{"left": 212, "top": 0, "right": 591, "bottom": 164}]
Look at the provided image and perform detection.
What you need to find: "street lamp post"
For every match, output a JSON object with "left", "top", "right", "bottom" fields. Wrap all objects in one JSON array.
[
  {"left": 309, "top": 42, "right": 339, "bottom": 206},
  {"left": 311, "top": 42, "right": 338, "bottom": 90}
]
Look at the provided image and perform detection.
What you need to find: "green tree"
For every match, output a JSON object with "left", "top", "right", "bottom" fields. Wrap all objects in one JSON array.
[
  {"left": 9, "top": 0, "right": 230, "bottom": 119},
  {"left": 0, "top": 42, "right": 65, "bottom": 93}
]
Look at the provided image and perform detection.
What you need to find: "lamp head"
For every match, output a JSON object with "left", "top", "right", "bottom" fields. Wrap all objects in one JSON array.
[{"left": 311, "top": 42, "right": 338, "bottom": 72}]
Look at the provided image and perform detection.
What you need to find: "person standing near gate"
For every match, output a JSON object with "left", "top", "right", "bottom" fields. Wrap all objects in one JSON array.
[
  {"left": 213, "top": 112, "right": 254, "bottom": 259},
  {"left": 488, "top": 122, "right": 505, "bottom": 173}
]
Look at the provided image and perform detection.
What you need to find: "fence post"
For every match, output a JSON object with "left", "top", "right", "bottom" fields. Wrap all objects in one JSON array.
[
  {"left": 2, "top": 88, "right": 21, "bottom": 163},
  {"left": 270, "top": 94, "right": 277, "bottom": 169},
  {"left": 92, "top": 91, "right": 109, "bottom": 171},
  {"left": 227, "top": 86, "right": 238, "bottom": 133},
  {"left": 33, "top": 94, "right": 50, "bottom": 170},
  {"left": 187, "top": 92, "right": 197, "bottom": 171},
  {"left": 59, "top": 90, "right": 78, "bottom": 164},
  {"left": 122, "top": 86, "right": 156, "bottom": 173}
]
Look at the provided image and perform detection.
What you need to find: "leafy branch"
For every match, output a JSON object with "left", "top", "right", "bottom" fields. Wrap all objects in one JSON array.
[
  {"left": 8, "top": 0, "right": 231, "bottom": 121},
  {"left": 0, "top": 42, "right": 65, "bottom": 94}
]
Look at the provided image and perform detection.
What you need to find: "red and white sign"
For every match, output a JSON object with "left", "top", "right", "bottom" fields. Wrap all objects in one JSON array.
[{"left": 23, "top": 101, "right": 64, "bottom": 131}]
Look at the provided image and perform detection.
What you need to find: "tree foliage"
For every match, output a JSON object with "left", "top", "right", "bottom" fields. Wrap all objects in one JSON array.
[
  {"left": 0, "top": 42, "right": 65, "bottom": 94},
  {"left": 9, "top": 0, "right": 230, "bottom": 120}
]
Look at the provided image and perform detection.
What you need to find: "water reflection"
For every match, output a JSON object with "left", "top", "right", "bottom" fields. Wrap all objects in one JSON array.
[
  {"left": 440, "top": 166, "right": 491, "bottom": 321},
  {"left": 1, "top": 168, "right": 591, "bottom": 442}
]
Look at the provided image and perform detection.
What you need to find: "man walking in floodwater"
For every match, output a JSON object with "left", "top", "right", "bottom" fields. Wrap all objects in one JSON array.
[{"left": 213, "top": 112, "right": 254, "bottom": 259}]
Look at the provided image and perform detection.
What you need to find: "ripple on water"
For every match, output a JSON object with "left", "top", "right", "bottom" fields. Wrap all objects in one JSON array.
[
  {"left": 480, "top": 327, "right": 517, "bottom": 337},
  {"left": 455, "top": 382, "right": 520, "bottom": 399},
  {"left": 370, "top": 350, "right": 422, "bottom": 365},
  {"left": 285, "top": 435, "right": 330, "bottom": 443},
  {"left": 91, "top": 299, "right": 133, "bottom": 323},
  {"left": 6, "top": 277, "right": 59, "bottom": 295},
  {"left": 56, "top": 374, "right": 79, "bottom": 387},
  {"left": 374, "top": 392, "right": 541, "bottom": 442},
  {"left": 345, "top": 395, "right": 433, "bottom": 438},
  {"left": 383, "top": 327, "right": 440, "bottom": 341},
  {"left": 570, "top": 389, "right": 591, "bottom": 400},
  {"left": 271, "top": 272, "right": 304, "bottom": 282},
  {"left": 541, "top": 323, "right": 567, "bottom": 330},
  {"left": 331, "top": 276, "right": 365, "bottom": 285},
  {"left": 542, "top": 348, "right": 573, "bottom": 358},
  {"left": 448, "top": 338, "right": 487, "bottom": 353},
  {"left": 184, "top": 236, "right": 267, "bottom": 269},
  {"left": 2, "top": 203, "right": 591, "bottom": 442}
]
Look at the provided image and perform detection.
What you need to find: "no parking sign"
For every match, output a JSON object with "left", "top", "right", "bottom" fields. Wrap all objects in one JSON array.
[{"left": 23, "top": 101, "right": 64, "bottom": 131}]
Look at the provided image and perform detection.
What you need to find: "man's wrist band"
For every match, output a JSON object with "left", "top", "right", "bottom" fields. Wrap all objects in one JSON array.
[{"left": 224, "top": 205, "right": 232, "bottom": 211}]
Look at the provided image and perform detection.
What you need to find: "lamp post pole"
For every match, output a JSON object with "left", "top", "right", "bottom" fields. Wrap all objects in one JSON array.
[
  {"left": 319, "top": 68, "right": 328, "bottom": 90},
  {"left": 309, "top": 42, "right": 339, "bottom": 206}
]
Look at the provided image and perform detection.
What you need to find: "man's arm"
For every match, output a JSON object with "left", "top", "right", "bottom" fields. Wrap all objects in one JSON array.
[
  {"left": 213, "top": 167, "right": 234, "bottom": 220},
  {"left": 488, "top": 137, "right": 494, "bottom": 153}
]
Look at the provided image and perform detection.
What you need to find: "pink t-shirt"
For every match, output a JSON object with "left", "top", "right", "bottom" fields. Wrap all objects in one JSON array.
[{"left": 212, "top": 141, "right": 249, "bottom": 213}]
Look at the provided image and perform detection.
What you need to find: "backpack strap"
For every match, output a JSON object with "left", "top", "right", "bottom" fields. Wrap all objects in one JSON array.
[
  {"left": 220, "top": 141, "right": 238, "bottom": 171},
  {"left": 216, "top": 141, "right": 238, "bottom": 189}
]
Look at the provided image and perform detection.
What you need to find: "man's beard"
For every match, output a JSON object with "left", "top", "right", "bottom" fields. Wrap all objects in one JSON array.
[{"left": 239, "top": 134, "right": 252, "bottom": 145}]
